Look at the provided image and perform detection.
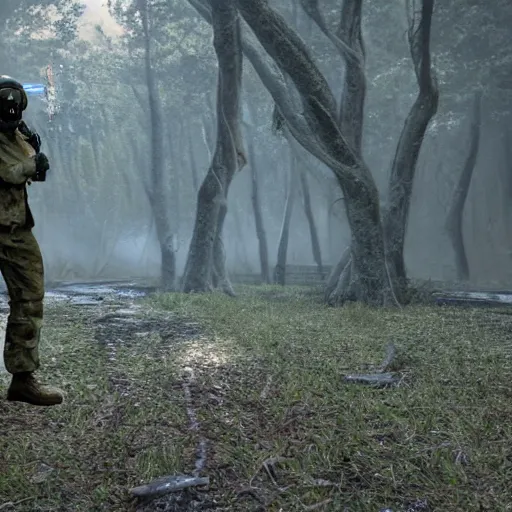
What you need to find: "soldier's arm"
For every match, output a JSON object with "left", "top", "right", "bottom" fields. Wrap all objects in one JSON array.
[{"left": 0, "top": 156, "right": 36, "bottom": 185}]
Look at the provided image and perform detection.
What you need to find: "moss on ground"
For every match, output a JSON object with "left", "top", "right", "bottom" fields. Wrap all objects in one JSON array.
[{"left": 1, "top": 285, "right": 512, "bottom": 511}]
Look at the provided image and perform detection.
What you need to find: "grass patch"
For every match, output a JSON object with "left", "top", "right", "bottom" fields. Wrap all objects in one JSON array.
[
  {"left": 0, "top": 302, "right": 190, "bottom": 511},
  {"left": 150, "top": 285, "right": 512, "bottom": 511},
  {"left": 1, "top": 285, "right": 512, "bottom": 511}
]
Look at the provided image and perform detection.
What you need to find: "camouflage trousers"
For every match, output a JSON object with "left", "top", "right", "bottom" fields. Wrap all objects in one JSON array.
[{"left": 0, "top": 228, "right": 44, "bottom": 374}]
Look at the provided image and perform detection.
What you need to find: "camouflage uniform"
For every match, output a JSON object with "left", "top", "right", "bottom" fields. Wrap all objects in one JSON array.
[{"left": 0, "top": 129, "right": 44, "bottom": 375}]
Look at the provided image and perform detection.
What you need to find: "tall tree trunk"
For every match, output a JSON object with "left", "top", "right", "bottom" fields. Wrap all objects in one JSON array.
[
  {"left": 232, "top": 198, "right": 252, "bottom": 272},
  {"left": 502, "top": 125, "right": 512, "bottom": 207},
  {"left": 188, "top": 122, "right": 200, "bottom": 193},
  {"left": 249, "top": 142, "right": 270, "bottom": 283},
  {"left": 445, "top": 91, "right": 482, "bottom": 281},
  {"left": 274, "top": 149, "right": 298, "bottom": 285},
  {"left": 182, "top": 0, "right": 246, "bottom": 294},
  {"left": 325, "top": 248, "right": 350, "bottom": 300},
  {"left": 211, "top": 201, "right": 236, "bottom": 295},
  {"left": 335, "top": 0, "right": 366, "bottom": 153},
  {"left": 297, "top": 0, "right": 370, "bottom": 303},
  {"left": 326, "top": 184, "right": 338, "bottom": 263},
  {"left": 140, "top": 0, "right": 176, "bottom": 291},
  {"left": 299, "top": 168, "right": 323, "bottom": 275},
  {"left": 501, "top": 125, "right": 512, "bottom": 260},
  {"left": 382, "top": 0, "right": 439, "bottom": 299},
  {"left": 245, "top": 104, "right": 271, "bottom": 284},
  {"left": 167, "top": 119, "right": 181, "bottom": 253}
]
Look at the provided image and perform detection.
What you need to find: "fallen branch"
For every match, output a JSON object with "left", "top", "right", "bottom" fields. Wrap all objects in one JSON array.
[
  {"left": 129, "top": 475, "right": 209, "bottom": 498},
  {"left": 304, "top": 498, "right": 334, "bottom": 510},
  {"left": 236, "top": 486, "right": 266, "bottom": 505},
  {"left": 378, "top": 342, "right": 397, "bottom": 372},
  {"left": 305, "top": 478, "right": 336, "bottom": 488},
  {"left": 343, "top": 343, "right": 401, "bottom": 387},
  {"left": 263, "top": 456, "right": 287, "bottom": 488},
  {"left": 0, "top": 497, "right": 36, "bottom": 510},
  {"left": 343, "top": 372, "right": 400, "bottom": 388}
]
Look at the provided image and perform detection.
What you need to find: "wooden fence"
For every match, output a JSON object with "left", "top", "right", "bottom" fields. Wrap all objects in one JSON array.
[{"left": 231, "top": 264, "right": 332, "bottom": 286}]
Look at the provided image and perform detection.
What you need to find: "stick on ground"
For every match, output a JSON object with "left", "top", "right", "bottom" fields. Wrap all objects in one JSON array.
[{"left": 129, "top": 475, "right": 210, "bottom": 498}]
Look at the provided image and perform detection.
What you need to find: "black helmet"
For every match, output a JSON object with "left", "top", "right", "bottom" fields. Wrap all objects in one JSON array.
[{"left": 0, "top": 75, "right": 28, "bottom": 131}]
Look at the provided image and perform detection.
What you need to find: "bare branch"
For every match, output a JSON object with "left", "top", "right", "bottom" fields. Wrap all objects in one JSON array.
[
  {"left": 234, "top": 0, "right": 338, "bottom": 119},
  {"left": 407, "top": 0, "right": 436, "bottom": 92},
  {"left": 337, "top": 0, "right": 366, "bottom": 60},
  {"left": 187, "top": 0, "right": 211, "bottom": 23},
  {"left": 299, "top": 0, "right": 359, "bottom": 64},
  {"left": 186, "top": 0, "right": 345, "bottom": 177}
]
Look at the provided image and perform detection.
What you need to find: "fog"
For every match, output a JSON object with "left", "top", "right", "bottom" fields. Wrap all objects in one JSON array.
[{"left": 0, "top": 0, "right": 511, "bottom": 289}]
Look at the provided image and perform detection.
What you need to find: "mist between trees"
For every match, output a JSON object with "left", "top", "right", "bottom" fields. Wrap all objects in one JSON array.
[{"left": 2, "top": 0, "right": 511, "bottom": 304}]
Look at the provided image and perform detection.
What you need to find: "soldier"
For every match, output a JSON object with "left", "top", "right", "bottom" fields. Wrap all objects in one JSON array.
[{"left": 0, "top": 75, "right": 63, "bottom": 406}]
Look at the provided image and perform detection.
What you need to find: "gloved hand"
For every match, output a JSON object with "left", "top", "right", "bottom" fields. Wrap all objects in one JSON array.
[
  {"left": 27, "top": 132, "right": 42, "bottom": 153},
  {"left": 18, "top": 121, "right": 41, "bottom": 153},
  {"left": 32, "top": 152, "right": 50, "bottom": 182}
]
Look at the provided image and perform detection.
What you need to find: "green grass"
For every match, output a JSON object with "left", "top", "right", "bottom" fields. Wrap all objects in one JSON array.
[
  {"left": 0, "top": 303, "right": 188, "bottom": 511},
  {"left": 1, "top": 285, "right": 512, "bottom": 511}
]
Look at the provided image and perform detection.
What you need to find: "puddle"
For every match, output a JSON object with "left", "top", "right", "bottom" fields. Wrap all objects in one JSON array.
[
  {"left": 54, "top": 281, "right": 150, "bottom": 295},
  {"left": 1, "top": 282, "right": 152, "bottom": 374},
  {"left": 46, "top": 282, "right": 149, "bottom": 307}
]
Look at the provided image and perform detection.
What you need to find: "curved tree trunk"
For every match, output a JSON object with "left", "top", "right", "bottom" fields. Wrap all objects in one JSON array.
[
  {"left": 326, "top": 183, "right": 341, "bottom": 264},
  {"left": 182, "top": 0, "right": 246, "bottom": 294},
  {"left": 245, "top": 104, "right": 270, "bottom": 284},
  {"left": 445, "top": 91, "right": 482, "bottom": 281},
  {"left": 298, "top": 0, "right": 365, "bottom": 300},
  {"left": 169, "top": 118, "right": 181, "bottom": 246},
  {"left": 189, "top": 0, "right": 387, "bottom": 303},
  {"left": 189, "top": 0, "right": 436, "bottom": 306},
  {"left": 324, "top": 247, "right": 350, "bottom": 301},
  {"left": 140, "top": 0, "right": 176, "bottom": 291},
  {"left": 382, "top": 0, "right": 439, "bottom": 299},
  {"left": 233, "top": 198, "right": 252, "bottom": 270},
  {"left": 250, "top": 156, "right": 271, "bottom": 283},
  {"left": 274, "top": 149, "right": 298, "bottom": 285},
  {"left": 211, "top": 201, "right": 236, "bottom": 295},
  {"left": 298, "top": 0, "right": 384, "bottom": 304},
  {"left": 237, "top": 0, "right": 392, "bottom": 304},
  {"left": 299, "top": 168, "right": 323, "bottom": 276}
]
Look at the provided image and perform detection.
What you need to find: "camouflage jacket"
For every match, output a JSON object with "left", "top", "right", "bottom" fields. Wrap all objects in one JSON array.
[{"left": 0, "top": 129, "right": 37, "bottom": 229}]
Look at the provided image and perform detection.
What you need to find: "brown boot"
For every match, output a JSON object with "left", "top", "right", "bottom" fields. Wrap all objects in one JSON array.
[{"left": 7, "top": 372, "right": 64, "bottom": 406}]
